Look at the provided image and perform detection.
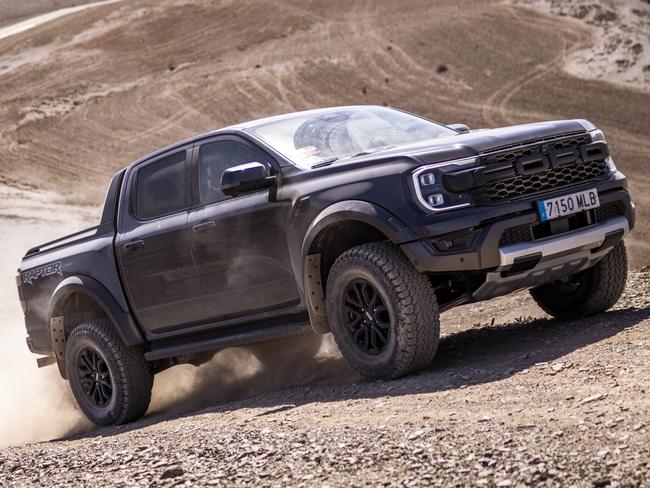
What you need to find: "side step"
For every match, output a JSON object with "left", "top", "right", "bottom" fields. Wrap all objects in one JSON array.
[{"left": 144, "top": 313, "right": 312, "bottom": 361}]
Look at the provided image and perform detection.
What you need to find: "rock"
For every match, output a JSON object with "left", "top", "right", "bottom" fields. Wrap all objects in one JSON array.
[
  {"left": 407, "top": 430, "right": 426, "bottom": 440},
  {"left": 580, "top": 393, "right": 607, "bottom": 405},
  {"left": 160, "top": 467, "right": 184, "bottom": 479}
]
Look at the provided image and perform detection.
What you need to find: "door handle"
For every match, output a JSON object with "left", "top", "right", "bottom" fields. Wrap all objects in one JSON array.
[
  {"left": 192, "top": 221, "right": 216, "bottom": 233},
  {"left": 123, "top": 240, "right": 144, "bottom": 251}
]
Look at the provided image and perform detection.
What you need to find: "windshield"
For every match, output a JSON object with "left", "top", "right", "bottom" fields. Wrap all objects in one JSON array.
[{"left": 247, "top": 107, "right": 457, "bottom": 169}]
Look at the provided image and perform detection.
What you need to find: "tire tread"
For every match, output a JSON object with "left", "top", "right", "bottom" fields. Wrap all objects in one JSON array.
[
  {"left": 531, "top": 241, "right": 628, "bottom": 320},
  {"left": 66, "top": 319, "right": 152, "bottom": 425},
  {"left": 326, "top": 242, "right": 440, "bottom": 379}
]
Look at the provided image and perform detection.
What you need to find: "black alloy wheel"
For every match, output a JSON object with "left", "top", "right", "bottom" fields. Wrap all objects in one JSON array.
[
  {"left": 326, "top": 242, "right": 440, "bottom": 380},
  {"left": 77, "top": 347, "right": 113, "bottom": 408},
  {"left": 343, "top": 278, "right": 391, "bottom": 355}
]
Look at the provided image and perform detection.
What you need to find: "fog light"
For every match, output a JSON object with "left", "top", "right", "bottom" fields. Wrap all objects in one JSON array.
[
  {"left": 427, "top": 194, "right": 444, "bottom": 206},
  {"left": 432, "top": 230, "right": 479, "bottom": 252},
  {"left": 419, "top": 173, "right": 436, "bottom": 186}
]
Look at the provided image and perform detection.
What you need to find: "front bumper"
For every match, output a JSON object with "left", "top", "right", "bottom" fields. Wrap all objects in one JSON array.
[
  {"left": 400, "top": 185, "right": 634, "bottom": 300},
  {"left": 472, "top": 215, "right": 628, "bottom": 301}
]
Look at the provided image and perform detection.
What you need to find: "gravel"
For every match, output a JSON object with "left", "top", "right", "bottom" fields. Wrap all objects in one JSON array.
[{"left": 1, "top": 270, "right": 649, "bottom": 486}]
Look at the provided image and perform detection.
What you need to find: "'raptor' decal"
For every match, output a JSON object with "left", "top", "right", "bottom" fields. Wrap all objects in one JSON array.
[{"left": 22, "top": 262, "right": 62, "bottom": 285}]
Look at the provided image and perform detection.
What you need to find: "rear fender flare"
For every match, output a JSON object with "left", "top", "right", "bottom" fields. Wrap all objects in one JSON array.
[{"left": 48, "top": 275, "right": 145, "bottom": 357}]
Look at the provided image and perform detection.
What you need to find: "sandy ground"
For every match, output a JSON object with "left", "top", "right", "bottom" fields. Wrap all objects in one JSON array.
[
  {"left": 0, "top": 1, "right": 104, "bottom": 28},
  {"left": 0, "top": 0, "right": 647, "bottom": 263},
  {"left": 0, "top": 1, "right": 649, "bottom": 486},
  {"left": 1, "top": 196, "right": 649, "bottom": 485},
  {"left": 515, "top": 0, "right": 650, "bottom": 92},
  {"left": 1, "top": 192, "right": 649, "bottom": 486}
]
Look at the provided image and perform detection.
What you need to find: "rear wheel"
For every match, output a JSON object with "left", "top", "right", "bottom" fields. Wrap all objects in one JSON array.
[
  {"left": 326, "top": 242, "right": 440, "bottom": 380},
  {"left": 66, "top": 319, "right": 153, "bottom": 426},
  {"left": 530, "top": 240, "right": 628, "bottom": 320}
]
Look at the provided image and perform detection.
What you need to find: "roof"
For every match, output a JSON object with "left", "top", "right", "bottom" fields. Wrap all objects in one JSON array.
[
  {"left": 224, "top": 105, "right": 382, "bottom": 130},
  {"left": 124, "top": 105, "right": 384, "bottom": 171}
]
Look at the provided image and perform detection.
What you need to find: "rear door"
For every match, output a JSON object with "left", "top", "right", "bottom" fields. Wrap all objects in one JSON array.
[
  {"left": 188, "top": 135, "right": 300, "bottom": 325},
  {"left": 116, "top": 147, "right": 205, "bottom": 335}
]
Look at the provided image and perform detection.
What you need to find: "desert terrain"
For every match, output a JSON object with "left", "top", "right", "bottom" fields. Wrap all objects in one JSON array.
[{"left": 0, "top": 0, "right": 649, "bottom": 486}]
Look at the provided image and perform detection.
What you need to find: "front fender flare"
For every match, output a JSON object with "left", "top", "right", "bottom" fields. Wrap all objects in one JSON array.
[
  {"left": 301, "top": 200, "right": 416, "bottom": 262},
  {"left": 300, "top": 201, "right": 416, "bottom": 333}
]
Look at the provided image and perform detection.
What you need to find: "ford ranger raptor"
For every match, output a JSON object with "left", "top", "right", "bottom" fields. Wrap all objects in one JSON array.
[{"left": 16, "top": 106, "right": 634, "bottom": 425}]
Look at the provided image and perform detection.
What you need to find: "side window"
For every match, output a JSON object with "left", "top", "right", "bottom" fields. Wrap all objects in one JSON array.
[
  {"left": 199, "top": 140, "right": 271, "bottom": 204},
  {"left": 135, "top": 151, "right": 188, "bottom": 219}
]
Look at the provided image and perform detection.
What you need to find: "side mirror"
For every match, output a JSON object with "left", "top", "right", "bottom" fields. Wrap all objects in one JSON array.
[
  {"left": 448, "top": 123, "right": 470, "bottom": 134},
  {"left": 220, "top": 162, "right": 275, "bottom": 197}
]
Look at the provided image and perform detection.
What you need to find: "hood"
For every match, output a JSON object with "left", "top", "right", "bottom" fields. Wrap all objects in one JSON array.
[{"left": 343, "top": 119, "right": 593, "bottom": 167}]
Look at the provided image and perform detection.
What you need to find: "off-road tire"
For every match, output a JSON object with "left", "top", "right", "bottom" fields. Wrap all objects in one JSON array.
[
  {"left": 326, "top": 242, "right": 440, "bottom": 380},
  {"left": 250, "top": 332, "right": 323, "bottom": 367},
  {"left": 66, "top": 319, "right": 153, "bottom": 426},
  {"left": 530, "top": 240, "right": 628, "bottom": 320}
]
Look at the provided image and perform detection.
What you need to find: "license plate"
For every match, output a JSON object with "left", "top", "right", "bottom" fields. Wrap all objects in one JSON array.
[{"left": 537, "top": 188, "right": 600, "bottom": 222}]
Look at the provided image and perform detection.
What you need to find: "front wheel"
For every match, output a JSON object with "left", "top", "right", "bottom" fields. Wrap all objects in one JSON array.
[
  {"left": 66, "top": 319, "right": 153, "bottom": 426},
  {"left": 530, "top": 240, "right": 628, "bottom": 320},
  {"left": 326, "top": 242, "right": 440, "bottom": 380}
]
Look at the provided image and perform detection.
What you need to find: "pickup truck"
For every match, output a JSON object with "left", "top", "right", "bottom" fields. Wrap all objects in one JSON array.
[{"left": 16, "top": 106, "right": 634, "bottom": 426}]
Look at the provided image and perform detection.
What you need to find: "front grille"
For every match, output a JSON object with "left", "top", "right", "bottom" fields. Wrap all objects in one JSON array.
[
  {"left": 499, "top": 202, "right": 624, "bottom": 247},
  {"left": 480, "top": 133, "right": 589, "bottom": 166},
  {"left": 472, "top": 133, "right": 610, "bottom": 202},
  {"left": 484, "top": 159, "right": 610, "bottom": 201}
]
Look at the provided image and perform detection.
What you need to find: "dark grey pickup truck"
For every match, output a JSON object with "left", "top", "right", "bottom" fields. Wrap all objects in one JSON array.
[{"left": 16, "top": 106, "right": 634, "bottom": 425}]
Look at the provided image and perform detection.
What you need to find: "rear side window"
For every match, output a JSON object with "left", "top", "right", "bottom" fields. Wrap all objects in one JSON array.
[{"left": 135, "top": 151, "right": 188, "bottom": 219}]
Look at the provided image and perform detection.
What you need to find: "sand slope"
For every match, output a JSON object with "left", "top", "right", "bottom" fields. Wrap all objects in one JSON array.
[{"left": 0, "top": 0, "right": 647, "bottom": 265}]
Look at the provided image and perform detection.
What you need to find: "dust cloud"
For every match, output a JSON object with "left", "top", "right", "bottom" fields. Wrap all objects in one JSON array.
[
  {"left": 0, "top": 340, "right": 91, "bottom": 449},
  {"left": 0, "top": 184, "right": 355, "bottom": 448},
  {"left": 0, "top": 185, "right": 97, "bottom": 449},
  {"left": 150, "top": 334, "right": 357, "bottom": 417}
]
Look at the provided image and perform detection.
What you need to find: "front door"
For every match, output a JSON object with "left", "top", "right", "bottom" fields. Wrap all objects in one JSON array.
[
  {"left": 188, "top": 136, "right": 300, "bottom": 324},
  {"left": 116, "top": 148, "right": 205, "bottom": 335}
]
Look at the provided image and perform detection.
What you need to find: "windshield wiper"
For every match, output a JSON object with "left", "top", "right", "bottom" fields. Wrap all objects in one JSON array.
[
  {"left": 310, "top": 157, "right": 339, "bottom": 169},
  {"left": 351, "top": 145, "right": 396, "bottom": 158},
  {"left": 310, "top": 146, "right": 395, "bottom": 169}
]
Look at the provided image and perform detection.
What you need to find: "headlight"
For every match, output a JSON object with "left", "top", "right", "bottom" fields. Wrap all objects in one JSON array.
[
  {"left": 412, "top": 157, "right": 476, "bottom": 212},
  {"left": 589, "top": 128, "right": 616, "bottom": 172}
]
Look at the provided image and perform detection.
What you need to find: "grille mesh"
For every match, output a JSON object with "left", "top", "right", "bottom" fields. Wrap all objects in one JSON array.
[
  {"left": 483, "top": 159, "right": 610, "bottom": 201},
  {"left": 499, "top": 224, "right": 534, "bottom": 247},
  {"left": 594, "top": 202, "right": 622, "bottom": 222}
]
